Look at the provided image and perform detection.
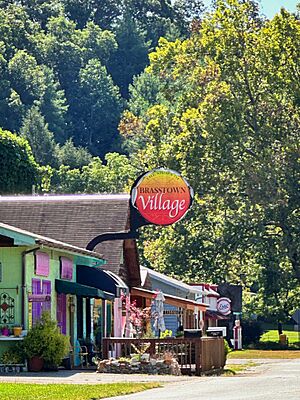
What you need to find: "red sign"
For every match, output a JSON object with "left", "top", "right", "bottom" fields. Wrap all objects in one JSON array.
[
  {"left": 131, "top": 169, "right": 193, "bottom": 226},
  {"left": 217, "top": 297, "right": 231, "bottom": 316}
]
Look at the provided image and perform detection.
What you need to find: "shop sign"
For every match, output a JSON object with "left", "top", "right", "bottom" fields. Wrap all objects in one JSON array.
[
  {"left": 217, "top": 297, "right": 231, "bottom": 316},
  {"left": 163, "top": 309, "right": 183, "bottom": 315},
  {"left": 28, "top": 294, "right": 51, "bottom": 302},
  {"left": 131, "top": 168, "right": 193, "bottom": 226}
]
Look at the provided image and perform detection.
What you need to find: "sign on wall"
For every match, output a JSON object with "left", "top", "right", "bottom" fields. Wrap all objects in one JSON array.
[
  {"left": 131, "top": 168, "right": 193, "bottom": 226},
  {"left": 217, "top": 297, "right": 231, "bottom": 316}
]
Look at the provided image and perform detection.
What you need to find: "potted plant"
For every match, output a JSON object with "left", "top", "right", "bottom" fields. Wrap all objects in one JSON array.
[
  {"left": 13, "top": 324, "right": 22, "bottom": 337},
  {"left": 1, "top": 325, "right": 10, "bottom": 336},
  {"left": 23, "top": 312, "right": 69, "bottom": 372}
]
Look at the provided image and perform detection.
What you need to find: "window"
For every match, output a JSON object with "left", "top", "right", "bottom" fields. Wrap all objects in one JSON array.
[
  {"left": 35, "top": 252, "right": 50, "bottom": 276},
  {"left": 60, "top": 257, "right": 73, "bottom": 280}
]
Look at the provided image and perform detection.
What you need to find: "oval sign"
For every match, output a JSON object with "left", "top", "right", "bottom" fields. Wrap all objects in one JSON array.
[
  {"left": 217, "top": 297, "right": 231, "bottom": 316},
  {"left": 131, "top": 169, "right": 193, "bottom": 226}
]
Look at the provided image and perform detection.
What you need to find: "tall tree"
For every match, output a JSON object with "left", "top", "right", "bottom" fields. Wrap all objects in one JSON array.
[
  {"left": 73, "top": 59, "right": 123, "bottom": 156},
  {"left": 108, "top": 14, "right": 150, "bottom": 98},
  {"left": 20, "top": 106, "right": 59, "bottom": 167}
]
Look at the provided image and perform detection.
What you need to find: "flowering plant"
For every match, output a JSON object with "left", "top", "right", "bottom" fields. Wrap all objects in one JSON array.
[{"left": 121, "top": 293, "right": 151, "bottom": 338}]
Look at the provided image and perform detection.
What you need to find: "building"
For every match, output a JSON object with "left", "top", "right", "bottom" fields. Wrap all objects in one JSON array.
[
  {"left": 0, "top": 194, "right": 141, "bottom": 341},
  {"left": 0, "top": 222, "right": 112, "bottom": 360},
  {"left": 131, "top": 267, "right": 208, "bottom": 335}
]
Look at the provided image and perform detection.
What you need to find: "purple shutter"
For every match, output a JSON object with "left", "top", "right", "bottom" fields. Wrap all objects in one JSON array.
[
  {"left": 57, "top": 293, "right": 67, "bottom": 335},
  {"left": 60, "top": 257, "right": 73, "bottom": 280},
  {"left": 32, "top": 278, "right": 41, "bottom": 325},
  {"left": 35, "top": 252, "right": 50, "bottom": 276},
  {"left": 42, "top": 280, "right": 51, "bottom": 313}
]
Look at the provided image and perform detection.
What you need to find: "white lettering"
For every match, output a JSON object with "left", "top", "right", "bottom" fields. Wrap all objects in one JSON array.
[{"left": 138, "top": 194, "right": 187, "bottom": 219}]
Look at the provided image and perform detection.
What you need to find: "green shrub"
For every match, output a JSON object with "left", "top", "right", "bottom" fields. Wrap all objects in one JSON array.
[
  {"left": 242, "top": 320, "right": 264, "bottom": 345},
  {"left": 0, "top": 343, "right": 26, "bottom": 364},
  {"left": 0, "top": 128, "right": 39, "bottom": 194},
  {"left": 224, "top": 339, "right": 232, "bottom": 358},
  {"left": 249, "top": 340, "right": 300, "bottom": 350},
  {"left": 23, "top": 312, "right": 69, "bottom": 366}
]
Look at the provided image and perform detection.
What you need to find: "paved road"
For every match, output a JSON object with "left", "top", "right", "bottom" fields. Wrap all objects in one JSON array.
[
  {"left": 103, "top": 358, "right": 300, "bottom": 400},
  {"left": 1, "top": 358, "right": 300, "bottom": 400}
]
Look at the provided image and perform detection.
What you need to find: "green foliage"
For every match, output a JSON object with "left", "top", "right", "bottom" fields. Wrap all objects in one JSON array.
[
  {"left": 0, "top": 0, "right": 196, "bottom": 157},
  {"left": 160, "top": 329, "right": 173, "bottom": 338},
  {"left": 23, "top": 312, "right": 69, "bottom": 366},
  {"left": 121, "top": 1, "right": 300, "bottom": 323},
  {"left": 241, "top": 320, "right": 264, "bottom": 346},
  {"left": 0, "top": 382, "right": 160, "bottom": 400},
  {"left": 0, "top": 342, "right": 26, "bottom": 364},
  {"left": 57, "top": 138, "right": 92, "bottom": 169},
  {"left": 0, "top": 128, "right": 39, "bottom": 194},
  {"left": 75, "top": 58, "right": 124, "bottom": 156},
  {"left": 224, "top": 339, "right": 231, "bottom": 358},
  {"left": 51, "top": 152, "right": 136, "bottom": 193},
  {"left": 20, "top": 106, "right": 59, "bottom": 167},
  {"left": 108, "top": 14, "right": 150, "bottom": 99}
]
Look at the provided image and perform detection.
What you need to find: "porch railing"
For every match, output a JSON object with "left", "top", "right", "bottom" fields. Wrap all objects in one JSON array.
[{"left": 102, "top": 337, "right": 225, "bottom": 375}]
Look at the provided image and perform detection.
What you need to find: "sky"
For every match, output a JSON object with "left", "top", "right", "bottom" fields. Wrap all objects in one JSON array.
[{"left": 202, "top": 1, "right": 299, "bottom": 18}]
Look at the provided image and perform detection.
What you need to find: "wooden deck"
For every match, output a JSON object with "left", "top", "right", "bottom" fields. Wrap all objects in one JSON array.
[{"left": 102, "top": 337, "right": 225, "bottom": 375}]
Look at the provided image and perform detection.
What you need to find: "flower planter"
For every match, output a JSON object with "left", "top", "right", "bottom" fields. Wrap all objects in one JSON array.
[
  {"left": 13, "top": 327, "right": 22, "bottom": 337},
  {"left": 28, "top": 356, "right": 44, "bottom": 372},
  {"left": 1, "top": 328, "right": 9, "bottom": 336}
]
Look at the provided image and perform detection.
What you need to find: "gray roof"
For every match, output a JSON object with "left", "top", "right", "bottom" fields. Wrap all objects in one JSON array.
[
  {"left": 0, "top": 222, "right": 104, "bottom": 260},
  {"left": 0, "top": 194, "right": 130, "bottom": 274}
]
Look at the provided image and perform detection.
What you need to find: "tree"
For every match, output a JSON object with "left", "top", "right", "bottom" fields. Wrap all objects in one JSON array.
[
  {"left": 120, "top": 0, "right": 300, "bottom": 321},
  {"left": 51, "top": 152, "right": 136, "bottom": 193},
  {"left": 108, "top": 14, "right": 150, "bottom": 98},
  {"left": 73, "top": 59, "right": 123, "bottom": 156},
  {"left": 20, "top": 106, "right": 59, "bottom": 167},
  {"left": 57, "top": 138, "right": 92, "bottom": 169},
  {"left": 0, "top": 127, "right": 39, "bottom": 193}
]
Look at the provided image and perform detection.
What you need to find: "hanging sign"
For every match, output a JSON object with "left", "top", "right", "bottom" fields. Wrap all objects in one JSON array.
[
  {"left": 28, "top": 294, "right": 51, "bottom": 302},
  {"left": 131, "top": 168, "right": 193, "bottom": 226},
  {"left": 217, "top": 297, "right": 231, "bottom": 316}
]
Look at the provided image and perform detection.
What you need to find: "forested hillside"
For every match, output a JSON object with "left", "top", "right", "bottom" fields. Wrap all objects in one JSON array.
[
  {"left": 0, "top": 0, "right": 201, "bottom": 159},
  {"left": 1, "top": 0, "right": 300, "bottom": 323}
]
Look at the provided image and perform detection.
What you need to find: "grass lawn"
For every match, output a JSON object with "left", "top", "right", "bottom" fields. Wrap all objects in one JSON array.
[
  {"left": 260, "top": 328, "right": 300, "bottom": 344},
  {"left": 227, "top": 349, "right": 300, "bottom": 359},
  {"left": 0, "top": 382, "right": 161, "bottom": 400}
]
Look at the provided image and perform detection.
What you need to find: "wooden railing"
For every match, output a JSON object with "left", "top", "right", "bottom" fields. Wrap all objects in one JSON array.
[{"left": 102, "top": 337, "right": 225, "bottom": 375}]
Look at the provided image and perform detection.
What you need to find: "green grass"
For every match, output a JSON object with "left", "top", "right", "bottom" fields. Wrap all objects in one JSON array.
[
  {"left": 260, "top": 328, "right": 300, "bottom": 344},
  {"left": 0, "top": 382, "right": 161, "bottom": 400},
  {"left": 228, "top": 349, "right": 300, "bottom": 359},
  {"left": 223, "top": 361, "right": 257, "bottom": 375}
]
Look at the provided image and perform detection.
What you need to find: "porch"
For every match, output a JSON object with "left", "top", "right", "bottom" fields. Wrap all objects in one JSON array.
[{"left": 102, "top": 337, "right": 225, "bottom": 375}]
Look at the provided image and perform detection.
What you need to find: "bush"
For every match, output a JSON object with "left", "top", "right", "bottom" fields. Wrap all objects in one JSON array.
[
  {"left": 224, "top": 339, "right": 231, "bottom": 358},
  {"left": 0, "top": 342, "right": 26, "bottom": 364},
  {"left": 23, "top": 312, "right": 69, "bottom": 366},
  {"left": 241, "top": 320, "right": 264, "bottom": 345},
  {"left": 0, "top": 128, "right": 39, "bottom": 194},
  {"left": 249, "top": 341, "right": 288, "bottom": 350}
]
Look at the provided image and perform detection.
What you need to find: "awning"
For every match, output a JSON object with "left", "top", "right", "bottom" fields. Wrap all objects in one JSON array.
[
  {"left": 77, "top": 265, "right": 128, "bottom": 297},
  {"left": 205, "top": 310, "right": 230, "bottom": 320},
  {"left": 131, "top": 287, "right": 208, "bottom": 311},
  {"left": 55, "top": 279, "right": 114, "bottom": 300}
]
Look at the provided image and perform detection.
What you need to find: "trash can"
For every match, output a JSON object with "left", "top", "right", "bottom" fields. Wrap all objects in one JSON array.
[{"left": 184, "top": 329, "right": 202, "bottom": 338}]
